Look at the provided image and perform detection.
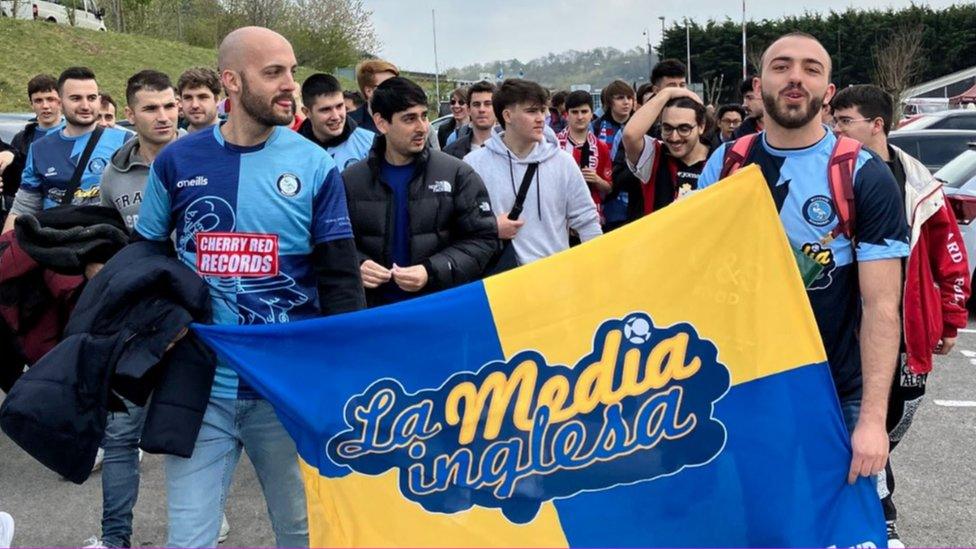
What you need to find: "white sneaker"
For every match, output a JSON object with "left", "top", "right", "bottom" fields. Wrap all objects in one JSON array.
[
  {"left": 218, "top": 514, "right": 230, "bottom": 543},
  {"left": 82, "top": 536, "right": 106, "bottom": 548},
  {"left": 0, "top": 512, "right": 14, "bottom": 549},
  {"left": 91, "top": 448, "right": 105, "bottom": 473}
]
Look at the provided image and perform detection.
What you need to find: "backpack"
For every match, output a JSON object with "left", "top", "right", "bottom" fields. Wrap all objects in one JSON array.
[{"left": 719, "top": 133, "right": 862, "bottom": 243}]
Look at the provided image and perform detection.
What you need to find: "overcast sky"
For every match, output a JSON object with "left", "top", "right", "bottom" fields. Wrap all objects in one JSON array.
[{"left": 363, "top": 0, "right": 963, "bottom": 72}]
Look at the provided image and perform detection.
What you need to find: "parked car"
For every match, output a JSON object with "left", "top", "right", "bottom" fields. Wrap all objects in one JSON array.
[
  {"left": 0, "top": 113, "right": 34, "bottom": 143},
  {"left": 934, "top": 144, "right": 976, "bottom": 306},
  {"left": 898, "top": 109, "right": 976, "bottom": 131},
  {"left": 0, "top": 0, "right": 107, "bottom": 32},
  {"left": 888, "top": 129, "right": 976, "bottom": 172}
]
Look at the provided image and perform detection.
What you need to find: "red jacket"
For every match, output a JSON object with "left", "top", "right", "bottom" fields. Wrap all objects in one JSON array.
[
  {"left": 0, "top": 231, "right": 83, "bottom": 364},
  {"left": 895, "top": 146, "right": 971, "bottom": 374}
]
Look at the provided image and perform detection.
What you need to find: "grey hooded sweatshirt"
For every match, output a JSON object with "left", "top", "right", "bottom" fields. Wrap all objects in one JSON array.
[
  {"left": 99, "top": 132, "right": 182, "bottom": 231},
  {"left": 464, "top": 130, "right": 601, "bottom": 265}
]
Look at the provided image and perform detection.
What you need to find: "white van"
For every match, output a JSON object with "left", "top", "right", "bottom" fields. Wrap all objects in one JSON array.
[{"left": 0, "top": 0, "right": 107, "bottom": 31}]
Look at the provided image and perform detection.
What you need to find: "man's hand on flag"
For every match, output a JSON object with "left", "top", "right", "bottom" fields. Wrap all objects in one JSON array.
[{"left": 847, "top": 419, "right": 889, "bottom": 484}]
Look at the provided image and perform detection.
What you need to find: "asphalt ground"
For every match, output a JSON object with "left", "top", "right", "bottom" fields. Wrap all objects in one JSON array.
[{"left": 1, "top": 325, "right": 975, "bottom": 547}]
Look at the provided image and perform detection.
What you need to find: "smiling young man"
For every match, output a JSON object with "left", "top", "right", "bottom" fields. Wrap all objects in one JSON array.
[
  {"left": 697, "top": 33, "right": 910, "bottom": 503},
  {"left": 439, "top": 85, "right": 470, "bottom": 148},
  {"left": 465, "top": 79, "right": 601, "bottom": 266},
  {"left": 177, "top": 67, "right": 221, "bottom": 133},
  {"left": 342, "top": 76, "right": 497, "bottom": 306},
  {"left": 298, "top": 73, "right": 374, "bottom": 170},
  {"left": 621, "top": 86, "right": 712, "bottom": 214},
  {"left": 4, "top": 67, "right": 130, "bottom": 233},
  {"left": 135, "top": 26, "right": 364, "bottom": 548}
]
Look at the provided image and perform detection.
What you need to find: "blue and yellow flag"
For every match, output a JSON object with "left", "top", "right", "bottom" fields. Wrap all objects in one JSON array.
[{"left": 194, "top": 166, "right": 885, "bottom": 547}]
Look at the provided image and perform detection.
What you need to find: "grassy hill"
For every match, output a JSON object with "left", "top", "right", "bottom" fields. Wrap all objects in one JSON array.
[{"left": 0, "top": 18, "right": 333, "bottom": 112}]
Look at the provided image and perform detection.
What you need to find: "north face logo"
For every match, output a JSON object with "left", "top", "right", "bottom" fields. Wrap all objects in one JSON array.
[{"left": 428, "top": 181, "right": 452, "bottom": 193}]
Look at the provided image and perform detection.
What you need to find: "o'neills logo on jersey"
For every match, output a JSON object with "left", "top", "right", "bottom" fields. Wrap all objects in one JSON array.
[{"left": 195, "top": 232, "right": 279, "bottom": 277}]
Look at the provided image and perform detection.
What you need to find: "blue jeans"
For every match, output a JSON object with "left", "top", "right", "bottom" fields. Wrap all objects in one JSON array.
[
  {"left": 101, "top": 398, "right": 146, "bottom": 548},
  {"left": 840, "top": 397, "right": 861, "bottom": 434},
  {"left": 164, "top": 397, "right": 308, "bottom": 548}
]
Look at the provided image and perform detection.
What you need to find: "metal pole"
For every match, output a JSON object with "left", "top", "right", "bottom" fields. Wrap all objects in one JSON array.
[
  {"left": 741, "top": 0, "right": 747, "bottom": 79},
  {"left": 644, "top": 28, "right": 653, "bottom": 77},
  {"left": 432, "top": 9, "right": 441, "bottom": 104},
  {"left": 685, "top": 20, "right": 691, "bottom": 84},
  {"left": 658, "top": 16, "right": 665, "bottom": 58}
]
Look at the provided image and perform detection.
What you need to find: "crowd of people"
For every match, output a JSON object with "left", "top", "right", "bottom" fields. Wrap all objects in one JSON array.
[{"left": 0, "top": 24, "right": 969, "bottom": 549}]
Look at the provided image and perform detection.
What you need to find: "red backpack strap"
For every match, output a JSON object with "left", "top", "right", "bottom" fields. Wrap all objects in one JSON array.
[
  {"left": 719, "top": 133, "right": 759, "bottom": 179},
  {"left": 641, "top": 140, "right": 663, "bottom": 215},
  {"left": 827, "top": 136, "right": 862, "bottom": 242}
]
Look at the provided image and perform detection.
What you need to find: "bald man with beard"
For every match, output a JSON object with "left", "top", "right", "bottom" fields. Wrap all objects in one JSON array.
[{"left": 135, "top": 26, "right": 364, "bottom": 547}]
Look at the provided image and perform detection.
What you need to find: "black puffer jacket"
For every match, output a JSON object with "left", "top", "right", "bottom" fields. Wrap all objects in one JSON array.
[
  {"left": 341, "top": 136, "right": 499, "bottom": 306},
  {"left": 0, "top": 241, "right": 215, "bottom": 483}
]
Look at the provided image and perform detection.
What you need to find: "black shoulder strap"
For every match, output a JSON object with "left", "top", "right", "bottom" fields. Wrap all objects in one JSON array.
[
  {"left": 23, "top": 123, "right": 38, "bottom": 148},
  {"left": 507, "top": 162, "right": 539, "bottom": 220},
  {"left": 62, "top": 126, "right": 104, "bottom": 205}
]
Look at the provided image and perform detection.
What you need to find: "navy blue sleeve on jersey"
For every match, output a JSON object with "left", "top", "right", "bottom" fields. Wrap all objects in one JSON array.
[
  {"left": 312, "top": 166, "right": 354, "bottom": 244},
  {"left": 851, "top": 154, "right": 909, "bottom": 261}
]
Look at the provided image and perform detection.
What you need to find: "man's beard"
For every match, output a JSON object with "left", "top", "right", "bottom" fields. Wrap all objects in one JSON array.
[
  {"left": 239, "top": 73, "right": 293, "bottom": 127},
  {"left": 65, "top": 110, "right": 94, "bottom": 128},
  {"left": 762, "top": 85, "right": 823, "bottom": 130}
]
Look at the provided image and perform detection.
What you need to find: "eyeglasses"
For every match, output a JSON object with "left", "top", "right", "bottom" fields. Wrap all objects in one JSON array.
[
  {"left": 449, "top": 99, "right": 466, "bottom": 106},
  {"left": 661, "top": 124, "right": 697, "bottom": 137},
  {"left": 720, "top": 119, "right": 741, "bottom": 127},
  {"left": 833, "top": 116, "right": 874, "bottom": 128}
]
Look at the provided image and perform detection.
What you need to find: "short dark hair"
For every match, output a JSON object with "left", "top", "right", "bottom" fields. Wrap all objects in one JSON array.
[
  {"left": 467, "top": 80, "right": 496, "bottom": 103},
  {"left": 99, "top": 92, "right": 117, "bottom": 110},
  {"left": 177, "top": 67, "right": 220, "bottom": 96},
  {"left": 551, "top": 90, "right": 569, "bottom": 108},
  {"left": 370, "top": 76, "right": 427, "bottom": 122},
  {"left": 762, "top": 32, "right": 831, "bottom": 77},
  {"left": 57, "top": 66, "right": 97, "bottom": 94},
  {"left": 717, "top": 104, "right": 747, "bottom": 121},
  {"left": 492, "top": 79, "right": 549, "bottom": 129},
  {"left": 564, "top": 90, "right": 593, "bottom": 111},
  {"left": 651, "top": 59, "right": 686, "bottom": 86},
  {"left": 125, "top": 69, "right": 174, "bottom": 107},
  {"left": 831, "top": 84, "right": 894, "bottom": 135},
  {"left": 343, "top": 90, "right": 364, "bottom": 108},
  {"left": 663, "top": 96, "right": 707, "bottom": 127},
  {"left": 635, "top": 83, "right": 655, "bottom": 105},
  {"left": 740, "top": 77, "right": 757, "bottom": 97},
  {"left": 27, "top": 74, "right": 58, "bottom": 99},
  {"left": 301, "top": 73, "right": 343, "bottom": 109}
]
